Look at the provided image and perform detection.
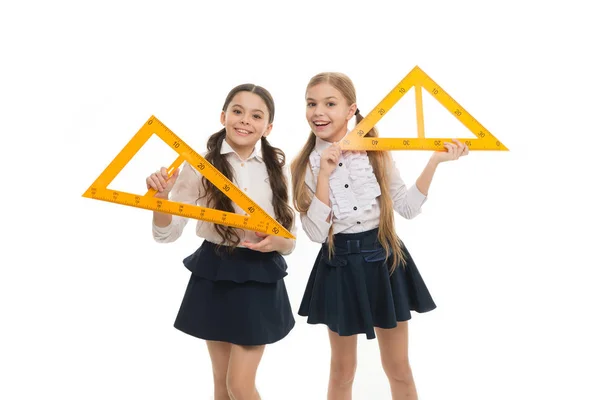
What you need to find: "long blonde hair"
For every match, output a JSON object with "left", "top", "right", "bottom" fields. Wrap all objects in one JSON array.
[{"left": 290, "top": 72, "right": 405, "bottom": 272}]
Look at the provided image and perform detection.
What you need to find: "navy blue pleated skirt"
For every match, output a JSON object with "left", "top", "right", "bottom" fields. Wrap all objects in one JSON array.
[
  {"left": 174, "top": 241, "right": 295, "bottom": 346},
  {"left": 298, "top": 228, "right": 436, "bottom": 340}
]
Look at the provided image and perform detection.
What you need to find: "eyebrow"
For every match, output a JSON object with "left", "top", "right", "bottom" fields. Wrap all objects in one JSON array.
[
  {"left": 231, "top": 104, "right": 265, "bottom": 113},
  {"left": 306, "top": 96, "right": 339, "bottom": 101}
]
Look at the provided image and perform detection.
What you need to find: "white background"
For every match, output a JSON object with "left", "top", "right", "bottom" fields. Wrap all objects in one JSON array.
[{"left": 2, "top": 0, "right": 599, "bottom": 399}]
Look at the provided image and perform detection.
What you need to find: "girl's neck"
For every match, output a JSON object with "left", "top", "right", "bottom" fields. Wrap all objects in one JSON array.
[
  {"left": 325, "top": 127, "right": 348, "bottom": 143},
  {"left": 224, "top": 137, "right": 255, "bottom": 161}
]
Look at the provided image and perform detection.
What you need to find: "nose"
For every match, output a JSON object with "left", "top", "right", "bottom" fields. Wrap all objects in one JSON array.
[
  {"left": 241, "top": 113, "right": 251, "bottom": 125},
  {"left": 313, "top": 104, "right": 324, "bottom": 116}
]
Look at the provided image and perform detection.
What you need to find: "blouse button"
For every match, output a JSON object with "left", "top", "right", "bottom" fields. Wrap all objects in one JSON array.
[
  {"left": 241, "top": 163, "right": 245, "bottom": 167},
  {"left": 353, "top": 206, "right": 358, "bottom": 211},
  {"left": 344, "top": 184, "right": 349, "bottom": 188},
  {"left": 339, "top": 162, "right": 343, "bottom": 167},
  {"left": 357, "top": 221, "right": 361, "bottom": 224}
]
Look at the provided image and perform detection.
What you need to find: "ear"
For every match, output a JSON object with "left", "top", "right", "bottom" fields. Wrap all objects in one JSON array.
[
  {"left": 262, "top": 123, "right": 273, "bottom": 138},
  {"left": 347, "top": 103, "right": 357, "bottom": 121},
  {"left": 220, "top": 111, "right": 226, "bottom": 126}
]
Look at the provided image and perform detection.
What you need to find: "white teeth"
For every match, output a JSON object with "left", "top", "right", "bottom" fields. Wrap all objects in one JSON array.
[
  {"left": 236, "top": 129, "right": 250, "bottom": 134},
  {"left": 314, "top": 122, "right": 329, "bottom": 126}
]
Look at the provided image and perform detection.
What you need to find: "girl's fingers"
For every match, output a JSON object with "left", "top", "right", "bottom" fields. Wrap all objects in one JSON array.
[
  {"left": 446, "top": 143, "right": 458, "bottom": 159},
  {"left": 150, "top": 174, "right": 163, "bottom": 191},
  {"left": 146, "top": 179, "right": 156, "bottom": 190},
  {"left": 156, "top": 173, "right": 167, "bottom": 189},
  {"left": 165, "top": 168, "right": 180, "bottom": 188},
  {"left": 159, "top": 167, "right": 178, "bottom": 188},
  {"left": 154, "top": 170, "right": 166, "bottom": 187},
  {"left": 147, "top": 166, "right": 177, "bottom": 192},
  {"left": 160, "top": 167, "right": 169, "bottom": 180},
  {"left": 327, "top": 146, "right": 341, "bottom": 158},
  {"left": 251, "top": 242, "right": 268, "bottom": 252},
  {"left": 258, "top": 236, "right": 275, "bottom": 252},
  {"left": 243, "top": 235, "right": 273, "bottom": 252}
]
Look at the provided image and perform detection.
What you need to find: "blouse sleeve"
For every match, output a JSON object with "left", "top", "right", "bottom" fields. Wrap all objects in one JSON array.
[
  {"left": 300, "top": 172, "right": 333, "bottom": 243},
  {"left": 388, "top": 158, "right": 427, "bottom": 220},
  {"left": 279, "top": 213, "right": 298, "bottom": 255}
]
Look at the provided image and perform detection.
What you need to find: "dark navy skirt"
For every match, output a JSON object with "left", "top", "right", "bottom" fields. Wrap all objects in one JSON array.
[
  {"left": 298, "top": 228, "right": 436, "bottom": 340},
  {"left": 174, "top": 241, "right": 295, "bottom": 346}
]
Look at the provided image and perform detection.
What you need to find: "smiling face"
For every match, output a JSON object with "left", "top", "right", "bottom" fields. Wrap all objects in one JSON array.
[
  {"left": 220, "top": 91, "right": 273, "bottom": 158},
  {"left": 305, "top": 82, "right": 356, "bottom": 143}
]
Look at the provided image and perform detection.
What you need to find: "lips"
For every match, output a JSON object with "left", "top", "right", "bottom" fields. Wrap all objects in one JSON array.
[
  {"left": 313, "top": 121, "right": 330, "bottom": 129},
  {"left": 234, "top": 128, "right": 252, "bottom": 136}
]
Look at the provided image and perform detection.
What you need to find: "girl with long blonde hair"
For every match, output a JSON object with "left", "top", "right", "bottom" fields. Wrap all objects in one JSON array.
[{"left": 291, "top": 72, "right": 468, "bottom": 399}]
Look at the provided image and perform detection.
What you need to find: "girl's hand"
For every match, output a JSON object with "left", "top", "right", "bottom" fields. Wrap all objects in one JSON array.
[
  {"left": 431, "top": 139, "right": 469, "bottom": 164},
  {"left": 146, "top": 167, "right": 180, "bottom": 198},
  {"left": 319, "top": 143, "right": 342, "bottom": 177},
  {"left": 242, "top": 232, "right": 292, "bottom": 253}
]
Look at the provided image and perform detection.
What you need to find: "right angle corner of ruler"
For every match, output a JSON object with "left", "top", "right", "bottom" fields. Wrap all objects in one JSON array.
[
  {"left": 81, "top": 115, "right": 295, "bottom": 239},
  {"left": 341, "top": 65, "right": 509, "bottom": 152}
]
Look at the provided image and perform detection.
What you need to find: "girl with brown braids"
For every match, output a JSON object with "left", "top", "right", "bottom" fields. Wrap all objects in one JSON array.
[
  {"left": 291, "top": 72, "right": 468, "bottom": 400},
  {"left": 146, "top": 84, "right": 295, "bottom": 400}
]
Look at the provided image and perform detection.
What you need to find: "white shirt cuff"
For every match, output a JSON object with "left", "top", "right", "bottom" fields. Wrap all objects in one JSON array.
[
  {"left": 280, "top": 239, "right": 296, "bottom": 256},
  {"left": 307, "top": 196, "right": 333, "bottom": 231},
  {"left": 152, "top": 219, "right": 180, "bottom": 242},
  {"left": 407, "top": 184, "right": 428, "bottom": 210}
]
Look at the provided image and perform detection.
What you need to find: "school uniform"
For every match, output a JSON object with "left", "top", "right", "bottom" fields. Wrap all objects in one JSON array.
[
  {"left": 298, "top": 137, "right": 436, "bottom": 340},
  {"left": 153, "top": 141, "right": 295, "bottom": 346}
]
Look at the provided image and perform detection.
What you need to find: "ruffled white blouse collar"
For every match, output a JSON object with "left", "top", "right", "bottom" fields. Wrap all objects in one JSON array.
[{"left": 308, "top": 133, "right": 382, "bottom": 220}]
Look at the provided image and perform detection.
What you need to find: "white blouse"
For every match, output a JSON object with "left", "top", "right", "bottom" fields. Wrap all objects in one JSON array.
[
  {"left": 301, "top": 136, "right": 427, "bottom": 243},
  {"left": 152, "top": 140, "right": 296, "bottom": 255}
]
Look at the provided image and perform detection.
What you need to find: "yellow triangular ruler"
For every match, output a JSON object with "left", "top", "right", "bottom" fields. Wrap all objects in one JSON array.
[
  {"left": 341, "top": 66, "right": 508, "bottom": 151},
  {"left": 82, "top": 116, "right": 295, "bottom": 239}
]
